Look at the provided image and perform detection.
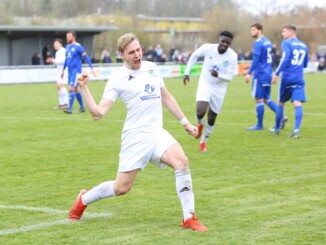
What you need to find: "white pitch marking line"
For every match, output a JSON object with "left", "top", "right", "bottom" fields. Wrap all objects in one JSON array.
[
  {"left": 0, "top": 219, "right": 71, "bottom": 236},
  {"left": 0, "top": 204, "right": 67, "bottom": 214},
  {"left": 0, "top": 204, "right": 111, "bottom": 236}
]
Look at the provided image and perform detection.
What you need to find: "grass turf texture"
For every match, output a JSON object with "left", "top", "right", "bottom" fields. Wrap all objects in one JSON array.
[{"left": 0, "top": 74, "right": 325, "bottom": 244}]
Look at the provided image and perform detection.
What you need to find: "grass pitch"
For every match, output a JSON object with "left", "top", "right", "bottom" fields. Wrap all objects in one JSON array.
[{"left": 0, "top": 73, "right": 325, "bottom": 244}]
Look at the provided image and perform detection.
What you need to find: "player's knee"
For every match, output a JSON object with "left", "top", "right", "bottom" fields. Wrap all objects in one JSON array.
[
  {"left": 174, "top": 155, "right": 189, "bottom": 170},
  {"left": 114, "top": 185, "right": 132, "bottom": 196},
  {"left": 293, "top": 101, "right": 302, "bottom": 106},
  {"left": 196, "top": 110, "right": 206, "bottom": 120},
  {"left": 207, "top": 118, "right": 216, "bottom": 126}
]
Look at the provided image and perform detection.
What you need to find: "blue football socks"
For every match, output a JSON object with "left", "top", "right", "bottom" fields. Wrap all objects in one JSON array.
[
  {"left": 256, "top": 102, "right": 264, "bottom": 128},
  {"left": 76, "top": 92, "right": 84, "bottom": 110},
  {"left": 295, "top": 105, "right": 303, "bottom": 130},
  {"left": 69, "top": 91, "right": 75, "bottom": 112},
  {"left": 267, "top": 99, "right": 277, "bottom": 113},
  {"left": 275, "top": 104, "right": 284, "bottom": 129}
]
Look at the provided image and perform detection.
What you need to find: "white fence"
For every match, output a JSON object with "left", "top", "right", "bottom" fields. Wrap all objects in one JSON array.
[{"left": 0, "top": 61, "right": 322, "bottom": 85}]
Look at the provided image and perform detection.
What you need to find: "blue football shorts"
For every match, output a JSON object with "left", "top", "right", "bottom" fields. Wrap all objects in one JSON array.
[
  {"left": 278, "top": 78, "right": 306, "bottom": 103},
  {"left": 68, "top": 70, "right": 80, "bottom": 87},
  {"left": 251, "top": 78, "right": 271, "bottom": 99}
]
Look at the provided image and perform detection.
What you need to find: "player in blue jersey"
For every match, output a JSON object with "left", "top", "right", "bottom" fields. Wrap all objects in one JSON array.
[
  {"left": 245, "top": 23, "right": 286, "bottom": 130},
  {"left": 271, "top": 24, "right": 308, "bottom": 138},
  {"left": 61, "top": 31, "right": 96, "bottom": 114}
]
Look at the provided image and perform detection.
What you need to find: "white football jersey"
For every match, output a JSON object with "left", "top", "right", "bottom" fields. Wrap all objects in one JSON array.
[
  {"left": 53, "top": 47, "right": 66, "bottom": 69},
  {"left": 185, "top": 44, "right": 238, "bottom": 86},
  {"left": 103, "top": 61, "right": 165, "bottom": 133}
]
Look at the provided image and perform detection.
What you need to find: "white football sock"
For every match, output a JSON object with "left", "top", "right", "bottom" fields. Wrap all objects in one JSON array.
[
  {"left": 196, "top": 115, "right": 204, "bottom": 125},
  {"left": 201, "top": 123, "right": 214, "bottom": 143},
  {"left": 81, "top": 181, "right": 116, "bottom": 205},
  {"left": 58, "top": 89, "right": 63, "bottom": 105},
  {"left": 175, "top": 168, "right": 194, "bottom": 221},
  {"left": 60, "top": 87, "right": 68, "bottom": 105}
]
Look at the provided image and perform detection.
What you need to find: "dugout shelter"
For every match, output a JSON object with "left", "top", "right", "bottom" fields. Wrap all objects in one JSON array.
[{"left": 0, "top": 25, "right": 116, "bottom": 66}]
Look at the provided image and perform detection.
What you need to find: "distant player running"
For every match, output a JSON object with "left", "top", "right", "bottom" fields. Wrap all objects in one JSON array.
[
  {"left": 61, "top": 31, "right": 96, "bottom": 114},
  {"left": 183, "top": 31, "right": 238, "bottom": 152},
  {"left": 245, "top": 23, "right": 286, "bottom": 130},
  {"left": 68, "top": 33, "right": 208, "bottom": 231},
  {"left": 271, "top": 24, "right": 308, "bottom": 138}
]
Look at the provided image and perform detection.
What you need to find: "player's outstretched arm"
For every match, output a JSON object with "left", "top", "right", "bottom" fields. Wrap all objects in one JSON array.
[
  {"left": 78, "top": 72, "right": 113, "bottom": 120},
  {"left": 161, "top": 87, "right": 198, "bottom": 136}
]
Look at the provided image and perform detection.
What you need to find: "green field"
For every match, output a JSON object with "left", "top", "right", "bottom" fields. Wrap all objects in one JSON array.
[{"left": 0, "top": 74, "right": 325, "bottom": 244}]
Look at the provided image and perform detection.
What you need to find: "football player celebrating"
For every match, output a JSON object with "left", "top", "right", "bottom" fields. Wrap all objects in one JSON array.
[{"left": 183, "top": 31, "right": 238, "bottom": 152}]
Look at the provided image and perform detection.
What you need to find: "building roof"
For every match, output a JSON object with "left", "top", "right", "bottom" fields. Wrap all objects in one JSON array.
[{"left": 0, "top": 25, "right": 117, "bottom": 38}]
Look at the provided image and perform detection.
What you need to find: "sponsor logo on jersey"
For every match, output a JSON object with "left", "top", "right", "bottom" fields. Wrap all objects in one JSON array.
[
  {"left": 144, "top": 84, "right": 155, "bottom": 94},
  {"left": 223, "top": 60, "right": 229, "bottom": 66},
  {"left": 140, "top": 84, "right": 160, "bottom": 101},
  {"left": 212, "top": 65, "right": 220, "bottom": 71}
]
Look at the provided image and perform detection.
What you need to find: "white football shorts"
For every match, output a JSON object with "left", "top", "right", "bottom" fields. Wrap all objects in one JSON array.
[
  {"left": 56, "top": 69, "right": 68, "bottom": 84},
  {"left": 118, "top": 128, "right": 178, "bottom": 172},
  {"left": 196, "top": 82, "right": 227, "bottom": 114}
]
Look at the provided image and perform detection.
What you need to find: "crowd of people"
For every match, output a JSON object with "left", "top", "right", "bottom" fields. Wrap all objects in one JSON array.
[
  {"left": 87, "top": 44, "right": 191, "bottom": 65},
  {"left": 32, "top": 40, "right": 325, "bottom": 73}
]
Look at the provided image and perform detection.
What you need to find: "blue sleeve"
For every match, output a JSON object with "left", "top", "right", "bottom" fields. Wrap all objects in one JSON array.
[
  {"left": 247, "top": 41, "right": 260, "bottom": 75},
  {"left": 275, "top": 41, "right": 290, "bottom": 76},
  {"left": 247, "top": 54, "right": 259, "bottom": 75},
  {"left": 79, "top": 45, "right": 93, "bottom": 68},
  {"left": 83, "top": 54, "right": 93, "bottom": 68}
]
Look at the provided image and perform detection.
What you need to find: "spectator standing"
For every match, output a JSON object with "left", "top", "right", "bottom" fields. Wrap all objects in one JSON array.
[
  {"left": 31, "top": 52, "right": 41, "bottom": 65},
  {"left": 317, "top": 58, "right": 325, "bottom": 71},
  {"left": 101, "top": 48, "right": 112, "bottom": 63},
  {"left": 91, "top": 53, "right": 100, "bottom": 64},
  {"left": 42, "top": 44, "right": 52, "bottom": 65}
]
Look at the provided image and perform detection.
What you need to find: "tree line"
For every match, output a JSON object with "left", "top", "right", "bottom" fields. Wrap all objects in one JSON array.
[{"left": 1, "top": 0, "right": 325, "bottom": 57}]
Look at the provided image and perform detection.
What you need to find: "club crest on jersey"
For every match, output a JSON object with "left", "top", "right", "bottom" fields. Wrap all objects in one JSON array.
[
  {"left": 149, "top": 69, "right": 157, "bottom": 77},
  {"left": 212, "top": 65, "right": 220, "bottom": 71},
  {"left": 223, "top": 60, "right": 229, "bottom": 66},
  {"left": 144, "top": 84, "right": 155, "bottom": 94}
]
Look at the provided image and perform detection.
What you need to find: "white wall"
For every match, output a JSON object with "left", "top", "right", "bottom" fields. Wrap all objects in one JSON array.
[{"left": 0, "top": 62, "right": 320, "bottom": 85}]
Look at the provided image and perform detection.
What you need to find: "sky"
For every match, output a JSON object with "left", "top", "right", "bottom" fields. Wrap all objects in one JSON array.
[
  {"left": 235, "top": 0, "right": 326, "bottom": 14},
  {"left": 299, "top": 0, "right": 326, "bottom": 8}
]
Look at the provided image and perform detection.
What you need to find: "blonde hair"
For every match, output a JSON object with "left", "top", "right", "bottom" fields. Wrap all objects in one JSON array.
[{"left": 117, "top": 33, "right": 138, "bottom": 53}]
